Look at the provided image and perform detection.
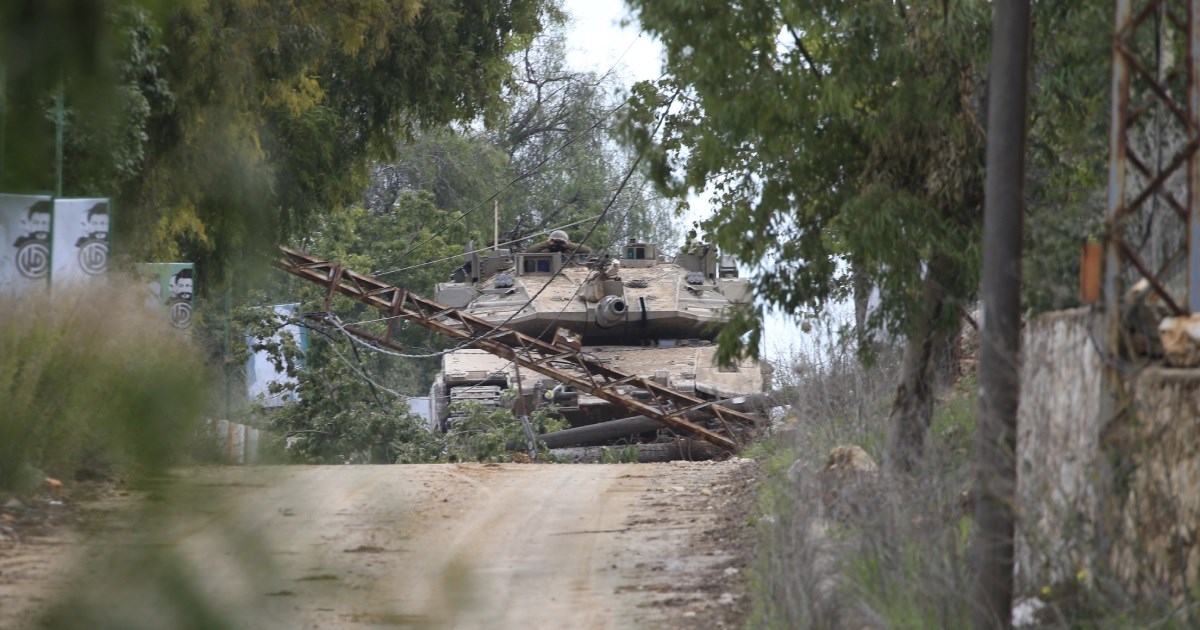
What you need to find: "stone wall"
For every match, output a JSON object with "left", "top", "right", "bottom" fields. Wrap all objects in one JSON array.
[
  {"left": 1017, "top": 307, "right": 1200, "bottom": 597},
  {"left": 1111, "top": 368, "right": 1200, "bottom": 594}
]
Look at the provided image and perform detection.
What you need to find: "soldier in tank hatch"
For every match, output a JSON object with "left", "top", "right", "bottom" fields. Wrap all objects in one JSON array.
[{"left": 526, "top": 229, "right": 593, "bottom": 255}]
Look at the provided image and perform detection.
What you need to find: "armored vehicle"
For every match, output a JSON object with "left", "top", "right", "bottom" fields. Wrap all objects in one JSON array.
[{"left": 427, "top": 236, "right": 770, "bottom": 431}]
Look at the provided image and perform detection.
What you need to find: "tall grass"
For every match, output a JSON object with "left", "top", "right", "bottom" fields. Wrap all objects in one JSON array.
[
  {"left": 752, "top": 316, "right": 1200, "bottom": 628},
  {"left": 749, "top": 321, "right": 977, "bottom": 628},
  {"left": 0, "top": 278, "right": 209, "bottom": 491}
]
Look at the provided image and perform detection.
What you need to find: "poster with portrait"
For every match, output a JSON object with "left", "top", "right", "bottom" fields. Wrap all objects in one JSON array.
[
  {"left": 51, "top": 198, "right": 110, "bottom": 284},
  {"left": 246, "top": 303, "right": 309, "bottom": 408},
  {"left": 0, "top": 194, "right": 54, "bottom": 296},
  {"left": 136, "top": 262, "right": 195, "bottom": 329}
]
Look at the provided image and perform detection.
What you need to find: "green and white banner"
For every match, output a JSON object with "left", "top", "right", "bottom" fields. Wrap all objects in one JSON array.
[
  {"left": 0, "top": 194, "right": 54, "bottom": 295},
  {"left": 137, "top": 262, "right": 195, "bottom": 328}
]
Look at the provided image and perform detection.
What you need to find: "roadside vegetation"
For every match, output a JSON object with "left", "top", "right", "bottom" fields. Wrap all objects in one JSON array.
[
  {"left": 0, "top": 280, "right": 208, "bottom": 493},
  {"left": 745, "top": 328, "right": 975, "bottom": 628},
  {"left": 746, "top": 321, "right": 1198, "bottom": 628}
]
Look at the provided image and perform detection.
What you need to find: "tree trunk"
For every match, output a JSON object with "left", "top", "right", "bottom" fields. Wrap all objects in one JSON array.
[
  {"left": 853, "top": 263, "right": 870, "bottom": 334},
  {"left": 884, "top": 256, "right": 952, "bottom": 474}
]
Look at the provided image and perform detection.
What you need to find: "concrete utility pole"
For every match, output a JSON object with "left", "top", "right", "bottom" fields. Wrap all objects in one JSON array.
[{"left": 973, "top": 1, "right": 1031, "bottom": 628}]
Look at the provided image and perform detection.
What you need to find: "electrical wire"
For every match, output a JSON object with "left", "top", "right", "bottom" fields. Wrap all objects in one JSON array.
[
  {"left": 283, "top": 317, "right": 418, "bottom": 399},
  {"left": 371, "top": 63, "right": 671, "bottom": 276},
  {"left": 323, "top": 100, "right": 676, "bottom": 412},
  {"left": 374, "top": 213, "right": 602, "bottom": 278},
  {"left": 370, "top": 100, "right": 630, "bottom": 275}
]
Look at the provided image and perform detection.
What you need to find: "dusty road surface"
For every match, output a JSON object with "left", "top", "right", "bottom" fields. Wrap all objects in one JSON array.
[{"left": 0, "top": 460, "right": 758, "bottom": 629}]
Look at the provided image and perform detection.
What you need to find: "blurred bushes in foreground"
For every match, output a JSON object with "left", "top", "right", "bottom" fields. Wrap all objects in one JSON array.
[{"left": 0, "top": 279, "right": 209, "bottom": 491}]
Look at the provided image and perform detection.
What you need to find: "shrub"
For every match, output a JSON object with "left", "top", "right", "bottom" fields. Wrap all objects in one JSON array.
[
  {"left": 440, "top": 400, "right": 567, "bottom": 463},
  {"left": 0, "top": 278, "right": 208, "bottom": 490},
  {"left": 748, "top": 324, "right": 974, "bottom": 628}
]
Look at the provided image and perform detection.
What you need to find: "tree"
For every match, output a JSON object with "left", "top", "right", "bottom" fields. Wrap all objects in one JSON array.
[
  {"left": 364, "top": 24, "right": 681, "bottom": 283},
  {"left": 267, "top": 25, "right": 686, "bottom": 455},
  {"left": 493, "top": 26, "right": 677, "bottom": 249},
  {"left": 2, "top": 0, "right": 556, "bottom": 286},
  {"left": 623, "top": 0, "right": 990, "bottom": 471}
]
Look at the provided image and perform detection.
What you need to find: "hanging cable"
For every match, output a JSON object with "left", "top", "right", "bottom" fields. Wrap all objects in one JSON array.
[
  {"left": 330, "top": 98, "right": 677, "bottom": 406},
  {"left": 371, "top": 101, "right": 630, "bottom": 275},
  {"left": 374, "top": 213, "right": 602, "bottom": 278}
]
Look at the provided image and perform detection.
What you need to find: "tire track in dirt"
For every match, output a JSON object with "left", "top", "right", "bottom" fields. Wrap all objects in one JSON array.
[{"left": 0, "top": 460, "right": 757, "bottom": 629}]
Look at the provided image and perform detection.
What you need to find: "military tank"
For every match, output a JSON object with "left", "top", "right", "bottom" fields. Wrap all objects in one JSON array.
[{"left": 426, "top": 234, "right": 770, "bottom": 434}]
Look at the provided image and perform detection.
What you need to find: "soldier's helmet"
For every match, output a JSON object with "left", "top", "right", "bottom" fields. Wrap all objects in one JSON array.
[{"left": 549, "top": 230, "right": 569, "bottom": 243}]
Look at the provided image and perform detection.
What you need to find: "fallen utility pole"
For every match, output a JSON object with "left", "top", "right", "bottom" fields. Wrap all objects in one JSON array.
[
  {"left": 273, "top": 246, "right": 759, "bottom": 452},
  {"left": 552, "top": 440, "right": 725, "bottom": 463},
  {"left": 530, "top": 392, "right": 781, "bottom": 450}
]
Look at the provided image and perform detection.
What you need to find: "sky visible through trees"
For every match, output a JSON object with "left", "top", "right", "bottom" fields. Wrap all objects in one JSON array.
[{"left": 562, "top": 0, "right": 820, "bottom": 361}]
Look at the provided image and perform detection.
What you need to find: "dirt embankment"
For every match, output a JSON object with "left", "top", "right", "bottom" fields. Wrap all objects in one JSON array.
[{"left": 0, "top": 460, "right": 758, "bottom": 629}]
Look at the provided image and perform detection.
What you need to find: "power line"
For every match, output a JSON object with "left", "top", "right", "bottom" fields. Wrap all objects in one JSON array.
[
  {"left": 374, "top": 213, "right": 603, "bottom": 278},
  {"left": 371, "top": 100, "right": 629, "bottom": 275},
  {"left": 332, "top": 97, "right": 674, "bottom": 394}
]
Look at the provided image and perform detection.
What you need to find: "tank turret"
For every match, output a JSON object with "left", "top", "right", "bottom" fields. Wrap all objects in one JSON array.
[{"left": 428, "top": 233, "right": 765, "bottom": 431}]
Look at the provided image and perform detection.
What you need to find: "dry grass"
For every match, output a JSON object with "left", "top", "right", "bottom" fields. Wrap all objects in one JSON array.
[
  {"left": 0, "top": 277, "right": 209, "bottom": 492},
  {"left": 748, "top": 322, "right": 976, "bottom": 629}
]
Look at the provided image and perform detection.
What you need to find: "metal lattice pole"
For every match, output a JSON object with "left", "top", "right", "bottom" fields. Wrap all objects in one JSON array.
[{"left": 1100, "top": 0, "right": 1200, "bottom": 580}]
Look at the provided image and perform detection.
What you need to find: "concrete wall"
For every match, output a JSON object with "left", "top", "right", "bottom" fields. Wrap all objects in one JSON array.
[
  {"left": 213, "top": 419, "right": 263, "bottom": 464},
  {"left": 1017, "top": 307, "right": 1200, "bottom": 597},
  {"left": 1016, "top": 308, "right": 1104, "bottom": 587}
]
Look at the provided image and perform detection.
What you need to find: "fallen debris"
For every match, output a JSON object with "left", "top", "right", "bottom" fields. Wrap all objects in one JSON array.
[
  {"left": 1159, "top": 314, "right": 1200, "bottom": 367},
  {"left": 551, "top": 440, "right": 725, "bottom": 463}
]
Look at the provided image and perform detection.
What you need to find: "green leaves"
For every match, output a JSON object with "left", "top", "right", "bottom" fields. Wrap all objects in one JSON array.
[
  {"left": 622, "top": 0, "right": 1002, "bottom": 356},
  {"left": 2, "top": 0, "right": 556, "bottom": 287}
]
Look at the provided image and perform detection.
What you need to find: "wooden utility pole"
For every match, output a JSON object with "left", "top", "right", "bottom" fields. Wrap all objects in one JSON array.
[{"left": 973, "top": 1, "right": 1031, "bottom": 628}]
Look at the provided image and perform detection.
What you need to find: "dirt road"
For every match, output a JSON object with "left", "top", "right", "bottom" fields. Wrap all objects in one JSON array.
[{"left": 0, "top": 460, "right": 757, "bottom": 629}]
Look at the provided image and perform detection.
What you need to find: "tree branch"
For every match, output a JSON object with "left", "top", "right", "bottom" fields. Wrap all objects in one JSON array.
[{"left": 788, "top": 27, "right": 823, "bottom": 82}]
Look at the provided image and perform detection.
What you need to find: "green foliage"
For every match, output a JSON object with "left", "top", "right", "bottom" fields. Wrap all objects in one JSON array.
[
  {"left": 489, "top": 25, "right": 679, "bottom": 250},
  {"left": 843, "top": 538, "right": 973, "bottom": 629},
  {"left": 2, "top": 0, "right": 556, "bottom": 286},
  {"left": 624, "top": 0, "right": 1113, "bottom": 354},
  {"left": 1024, "top": 2, "right": 1112, "bottom": 313},
  {"left": 0, "top": 280, "right": 208, "bottom": 491},
  {"left": 930, "top": 375, "right": 978, "bottom": 463},
  {"left": 270, "top": 397, "right": 440, "bottom": 464},
  {"left": 624, "top": 0, "right": 992, "bottom": 359},
  {"left": 442, "top": 401, "right": 567, "bottom": 463},
  {"left": 366, "top": 25, "right": 682, "bottom": 272},
  {"left": 597, "top": 445, "right": 639, "bottom": 464},
  {"left": 264, "top": 395, "right": 567, "bottom": 464}
]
